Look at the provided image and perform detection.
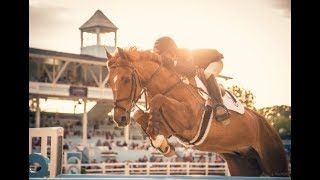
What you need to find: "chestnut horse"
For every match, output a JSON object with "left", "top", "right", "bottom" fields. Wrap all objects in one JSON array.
[{"left": 105, "top": 47, "right": 289, "bottom": 177}]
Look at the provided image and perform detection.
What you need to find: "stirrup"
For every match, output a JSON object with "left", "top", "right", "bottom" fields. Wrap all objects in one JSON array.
[{"left": 214, "top": 103, "right": 230, "bottom": 122}]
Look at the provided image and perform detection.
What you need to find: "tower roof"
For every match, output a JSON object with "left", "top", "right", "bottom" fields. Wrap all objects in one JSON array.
[{"left": 79, "top": 10, "right": 118, "bottom": 33}]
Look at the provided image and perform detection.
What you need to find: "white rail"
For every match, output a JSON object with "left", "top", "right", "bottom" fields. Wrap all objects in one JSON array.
[{"left": 64, "top": 161, "right": 229, "bottom": 176}]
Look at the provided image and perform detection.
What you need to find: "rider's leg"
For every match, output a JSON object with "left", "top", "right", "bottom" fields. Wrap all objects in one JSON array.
[{"left": 205, "top": 73, "right": 230, "bottom": 122}]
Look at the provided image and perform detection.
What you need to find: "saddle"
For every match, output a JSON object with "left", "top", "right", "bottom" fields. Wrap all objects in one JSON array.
[{"left": 194, "top": 70, "right": 244, "bottom": 114}]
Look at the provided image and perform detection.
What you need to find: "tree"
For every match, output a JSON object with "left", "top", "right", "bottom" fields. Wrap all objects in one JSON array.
[
  {"left": 273, "top": 116, "right": 291, "bottom": 139},
  {"left": 227, "top": 85, "right": 256, "bottom": 110},
  {"left": 257, "top": 105, "right": 291, "bottom": 139}
]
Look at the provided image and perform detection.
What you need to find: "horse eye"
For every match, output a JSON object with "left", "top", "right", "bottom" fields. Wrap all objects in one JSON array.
[{"left": 123, "top": 77, "right": 131, "bottom": 84}]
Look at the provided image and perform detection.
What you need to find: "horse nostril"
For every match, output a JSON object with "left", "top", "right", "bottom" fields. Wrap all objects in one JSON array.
[{"left": 121, "top": 116, "right": 127, "bottom": 123}]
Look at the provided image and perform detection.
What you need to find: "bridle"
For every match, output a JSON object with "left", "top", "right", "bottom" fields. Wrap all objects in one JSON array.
[{"left": 109, "top": 61, "right": 162, "bottom": 114}]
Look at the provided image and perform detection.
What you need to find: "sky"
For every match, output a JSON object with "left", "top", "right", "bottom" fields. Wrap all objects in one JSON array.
[{"left": 29, "top": 0, "right": 291, "bottom": 109}]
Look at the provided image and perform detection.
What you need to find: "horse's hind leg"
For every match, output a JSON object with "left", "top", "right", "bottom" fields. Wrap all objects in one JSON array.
[
  {"left": 255, "top": 138, "right": 289, "bottom": 177},
  {"left": 220, "top": 151, "right": 263, "bottom": 176},
  {"left": 254, "top": 116, "right": 289, "bottom": 177}
]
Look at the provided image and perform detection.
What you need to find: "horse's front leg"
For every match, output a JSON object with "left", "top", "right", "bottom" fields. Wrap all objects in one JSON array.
[
  {"left": 133, "top": 109, "right": 175, "bottom": 157},
  {"left": 146, "top": 94, "right": 196, "bottom": 156},
  {"left": 147, "top": 94, "right": 195, "bottom": 138}
]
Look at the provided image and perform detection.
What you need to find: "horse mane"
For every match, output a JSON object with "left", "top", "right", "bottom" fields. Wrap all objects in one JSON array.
[{"left": 107, "top": 46, "right": 161, "bottom": 68}]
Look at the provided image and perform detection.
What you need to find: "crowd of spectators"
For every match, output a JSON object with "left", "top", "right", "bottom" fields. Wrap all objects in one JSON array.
[
  {"left": 32, "top": 69, "right": 104, "bottom": 88},
  {"left": 30, "top": 113, "right": 290, "bottom": 172}
]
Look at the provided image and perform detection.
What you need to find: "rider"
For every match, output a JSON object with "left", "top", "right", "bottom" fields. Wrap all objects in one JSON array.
[{"left": 153, "top": 36, "right": 230, "bottom": 122}]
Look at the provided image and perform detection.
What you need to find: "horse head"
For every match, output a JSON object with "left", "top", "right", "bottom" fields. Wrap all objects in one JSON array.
[{"left": 105, "top": 47, "right": 144, "bottom": 127}]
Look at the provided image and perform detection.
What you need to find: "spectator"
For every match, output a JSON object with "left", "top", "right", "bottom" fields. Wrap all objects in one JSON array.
[
  {"left": 96, "top": 139, "right": 102, "bottom": 146},
  {"left": 150, "top": 155, "right": 156, "bottom": 162}
]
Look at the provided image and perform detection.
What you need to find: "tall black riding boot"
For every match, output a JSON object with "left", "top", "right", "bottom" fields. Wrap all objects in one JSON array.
[{"left": 206, "top": 74, "right": 230, "bottom": 122}]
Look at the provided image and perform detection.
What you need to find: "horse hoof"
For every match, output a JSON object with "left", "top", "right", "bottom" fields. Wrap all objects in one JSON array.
[{"left": 163, "top": 144, "right": 176, "bottom": 157}]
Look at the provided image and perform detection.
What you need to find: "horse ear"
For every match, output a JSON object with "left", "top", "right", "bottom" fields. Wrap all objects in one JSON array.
[
  {"left": 104, "top": 46, "right": 113, "bottom": 60},
  {"left": 117, "top": 47, "right": 128, "bottom": 59}
]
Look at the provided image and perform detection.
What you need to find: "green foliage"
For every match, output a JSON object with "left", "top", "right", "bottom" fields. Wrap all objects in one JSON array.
[
  {"left": 258, "top": 105, "right": 291, "bottom": 139},
  {"left": 257, "top": 105, "right": 291, "bottom": 122},
  {"left": 274, "top": 116, "right": 291, "bottom": 131},
  {"left": 227, "top": 85, "right": 256, "bottom": 110}
]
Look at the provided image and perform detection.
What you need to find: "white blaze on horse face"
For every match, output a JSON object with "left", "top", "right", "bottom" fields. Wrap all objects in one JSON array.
[
  {"left": 113, "top": 75, "right": 118, "bottom": 83},
  {"left": 113, "top": 75, "right": 119, "bottom": 91}
]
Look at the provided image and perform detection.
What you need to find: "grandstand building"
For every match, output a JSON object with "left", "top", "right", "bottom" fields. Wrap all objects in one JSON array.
[{"left": 29, "top": 10, "right": 145, "bottom": 147}]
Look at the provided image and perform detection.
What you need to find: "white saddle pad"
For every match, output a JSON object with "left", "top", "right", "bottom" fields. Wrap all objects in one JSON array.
[{"left": 194, "top": 76, "right": 245, "bottom": 114}]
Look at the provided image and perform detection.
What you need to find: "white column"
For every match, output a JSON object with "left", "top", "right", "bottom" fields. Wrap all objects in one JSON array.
[
  {"left": 35, "top": 96, "right": 40, "bottom": 128},
  {"left": 96, "top": 28, "right": 101, "bottom": 45},
  {"left": 82, "top": 99, "right": 88, "bottom": 146},
  {"left": 81, "top": 31, "right": 83, "bottom": 48},
  {"left": 124, "top": 125, "right": 129, "bottom": 144},
  {"left": 99, "top": 66, "right": 102, "bottom": 88},
  {"left": 114, "top": 31, "right": 117, "bottom": 47}
]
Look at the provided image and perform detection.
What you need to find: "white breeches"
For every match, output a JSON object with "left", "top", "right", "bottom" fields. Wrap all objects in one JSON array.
[{"left": 204, "top": 61, "right": 223, "bottom": 79}]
